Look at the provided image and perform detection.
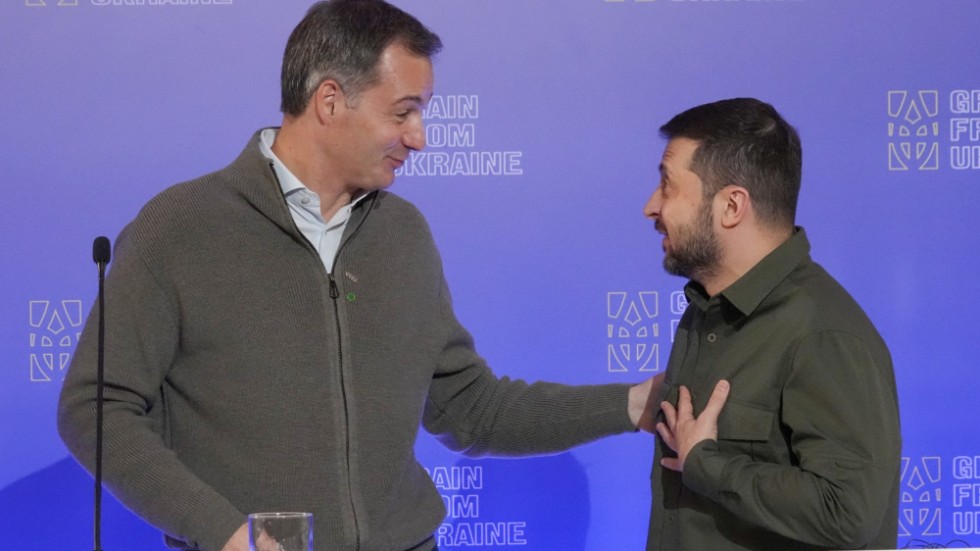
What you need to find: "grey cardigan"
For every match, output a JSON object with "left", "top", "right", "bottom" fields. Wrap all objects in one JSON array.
[{"left": 58, "top": 130, "right": 635, "bottom": 551}]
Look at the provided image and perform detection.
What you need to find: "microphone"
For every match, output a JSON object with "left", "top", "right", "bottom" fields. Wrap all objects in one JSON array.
[
  {"left": 93, "top": 236, "right": 111, "bottom": 266},
  {"left": 92, "top": 236, "right": 111, "bottom": 551}
]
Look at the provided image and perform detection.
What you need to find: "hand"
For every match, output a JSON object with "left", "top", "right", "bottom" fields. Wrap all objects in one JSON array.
[
  {"left": 221, "top": 523, "right": 249, "bottom": 551},
  {"left": 656, "top": 379, "right": 729, "bottom": 472},
  {"left": 253, "top": 529, "right": 284, "bottom": 551},
  {"left": 629, "top": 372, "right": 666, "bottom": 432}
]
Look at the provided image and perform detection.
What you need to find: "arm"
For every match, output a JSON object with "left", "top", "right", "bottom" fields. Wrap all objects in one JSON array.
[
  {"left": 57, "top": 230, "right": 245, "bottom": 551},
  {"left": 421, "top": 280, "right": 646, "bottom": 456},
  {"left": 680, "top": 331, "right": 901, "bottom": 549},
  {"left": 631, "top": 371, "right": 667, "bottom": 432}
]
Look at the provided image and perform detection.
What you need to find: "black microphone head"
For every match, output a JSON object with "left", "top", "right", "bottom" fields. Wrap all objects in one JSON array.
[{"left": 93, "top": 236, "right": 111, "bottom": 264}]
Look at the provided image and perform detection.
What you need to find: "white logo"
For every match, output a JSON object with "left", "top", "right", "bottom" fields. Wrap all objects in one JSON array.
[
  {"left": 27, "top": 0, "right": 231, "bottom": 7},
  {"left": 888, "top": 90, "right": 940, "bottom": 171},
  {"left": 950, "top": 90, "right": 980, "bottom": 170},
  {"left": 26, "top": 0, "right": 78, "bottom": 6},
  {"left": 607, "top": 291, "right": 662, "bottom": 373},
  {"left": 900, "top": 456, "right": 943, "bottom": 538},
  {"left": 952, "top": 456, "right": 980, "bottom": 536},
  {"left": 669, "top": 291, "right": 687, "bottom": 340},
  {"left": 604, "top": 0, "right": 803, "bottom": 4},
  {"left": 397, "top": 95, "right": 524, "bottom": 178},
  {"left": 29, "top": 300, "right": 84, "bottom": 382},
  {"left": 429, "top": 465, "right": 529, "bottom": 547}
]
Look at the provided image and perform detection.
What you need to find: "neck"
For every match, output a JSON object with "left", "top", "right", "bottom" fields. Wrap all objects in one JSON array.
[
  {"left": 698, "top": 225, "right": 793, "bottom": 297},
  {"left": 272, "top": 119, "right": 356, "bottom": 221}
]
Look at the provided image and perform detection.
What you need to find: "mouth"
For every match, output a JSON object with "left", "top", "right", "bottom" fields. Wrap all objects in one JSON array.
[{"left": 654, "top": 223, "right": 669, "bottom": 250}]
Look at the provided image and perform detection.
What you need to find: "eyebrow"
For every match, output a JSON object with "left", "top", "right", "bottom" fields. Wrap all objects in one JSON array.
[{"left": 395, "top": 94, "right": 430, "bottom": 107}]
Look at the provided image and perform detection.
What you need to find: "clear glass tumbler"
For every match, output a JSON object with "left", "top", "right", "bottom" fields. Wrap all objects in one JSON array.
[{"left": 248, "top": 512, "right": 313, "bottom": 551}]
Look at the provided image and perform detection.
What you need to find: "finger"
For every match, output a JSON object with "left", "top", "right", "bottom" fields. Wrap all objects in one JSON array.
[
  {"left": 660, "top": 457, "right": 682, "bottom": 472},
  {"left": 677, "top": 385, "right": 693, "bottom": 421},
  {"left": 660, "top": 400, "right": 677, "bottom": 429},
  {"left": 699, "top": 379, "right": 731, "bottom": 424},
  {"left": 655, "top": 421, "right": 677, "bottom": 451}
]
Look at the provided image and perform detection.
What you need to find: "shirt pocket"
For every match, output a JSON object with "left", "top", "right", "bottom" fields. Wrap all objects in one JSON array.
[{"left": 716, "top": 400, "right": 775, "bottom": 462}]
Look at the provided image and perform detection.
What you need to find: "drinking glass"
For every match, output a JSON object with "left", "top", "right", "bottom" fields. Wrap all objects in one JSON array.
[{"left": 248, "top": 512, "right": 313, "bottom": 551}]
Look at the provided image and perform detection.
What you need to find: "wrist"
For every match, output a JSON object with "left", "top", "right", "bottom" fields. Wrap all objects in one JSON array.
[
  {"left": 629, "top": 373, "right": 665, "bottom": 431},
  {"left": 221, "top": 523, "right": 249, "bottom": 551},
  {"left": 628, "top": 383, "right": 645, "bottom": 428}
]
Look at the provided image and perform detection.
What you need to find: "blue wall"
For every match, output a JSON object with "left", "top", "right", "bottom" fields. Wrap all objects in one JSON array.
[{"left": 2, "top": 1, "right": 979, "bottom": 548}]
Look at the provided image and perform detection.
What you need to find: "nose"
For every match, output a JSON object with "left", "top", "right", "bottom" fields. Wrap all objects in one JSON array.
[
  {"left": 404, "top": 117, "right": 426, "bottom": 151},
  {"left": 643, "top": 187, "right": 662, "bottom": 220}
]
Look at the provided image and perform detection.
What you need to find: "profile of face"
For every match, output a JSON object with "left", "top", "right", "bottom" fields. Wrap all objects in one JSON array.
[
  {"left": 643, "top": 137, "right": 721, "bottom": 281},
  {"left": 327, "top": 43, "right": 434, "bottom": 192}
]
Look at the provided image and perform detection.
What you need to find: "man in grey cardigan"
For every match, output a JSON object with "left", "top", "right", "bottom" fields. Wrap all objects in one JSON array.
[{"left": 57, "top": 1, "right": 659, "bottom": 550}]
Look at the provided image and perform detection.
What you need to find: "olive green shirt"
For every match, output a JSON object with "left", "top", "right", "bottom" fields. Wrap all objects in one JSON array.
[{"left": 647, "top": 228, "right": 901, "bottom": 551}]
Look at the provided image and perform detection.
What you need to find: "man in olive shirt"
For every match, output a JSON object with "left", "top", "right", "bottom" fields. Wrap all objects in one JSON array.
[{"left": 642, "top": 98, "right": 901, "bottom": 550}]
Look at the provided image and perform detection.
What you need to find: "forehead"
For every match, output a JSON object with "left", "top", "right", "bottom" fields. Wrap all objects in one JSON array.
[
  {"left": 660, "top": 137, "right": 700, "bottom": 173},
  {"left": 367, "top": 43, "right": 434, "bottom": 103}
]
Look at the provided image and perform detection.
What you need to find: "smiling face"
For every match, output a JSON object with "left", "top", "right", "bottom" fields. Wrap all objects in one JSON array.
[
  {"left": 643, "top": 137, "right": 721, "bottom": 281},
  {"left": 327, "top": 42, "right": 433, "bottom": 193}
]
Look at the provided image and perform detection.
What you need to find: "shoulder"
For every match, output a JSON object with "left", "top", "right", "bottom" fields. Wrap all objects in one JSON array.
[
  {"left": 367, "top": 191, "right": 434, "bottom": 235},
  {"left": 788, "top": 261, "right": 869, "bottom": 324},
  {"left": 134, "top": 166, "right": 238, "bottom": 231},
  {"left": 136, "top": 133, "right": 274, "bottom": 227},
  {"left": 117, "top": 161, "right": 259, "bottom": 267},
  {"left": 783, "top": 260, "right": 891, "bottom": 361},
  {"left": 371, "top": 190, "right": 425, "bottom": 219}
]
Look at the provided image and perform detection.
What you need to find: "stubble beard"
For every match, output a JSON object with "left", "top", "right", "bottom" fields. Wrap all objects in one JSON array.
[{"left": 662, "top": 201, "right": 720, "bottom": 282}]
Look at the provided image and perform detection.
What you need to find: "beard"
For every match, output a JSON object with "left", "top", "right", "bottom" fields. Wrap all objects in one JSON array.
[{"left": 662, "top": 200, "right": 720, "bottom": 281}]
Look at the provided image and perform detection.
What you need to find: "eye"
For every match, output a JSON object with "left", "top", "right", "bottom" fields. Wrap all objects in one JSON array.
[{"left": 394, "top": 108, "right": 416, "bottom": 123}]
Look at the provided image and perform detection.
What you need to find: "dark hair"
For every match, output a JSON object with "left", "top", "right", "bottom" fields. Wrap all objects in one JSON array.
[
  {"left": 659, "top": 98, "right": 802, "bottom": 229},
  {"left": 280, "top": 0, "right": 442, "bottom": 115}
]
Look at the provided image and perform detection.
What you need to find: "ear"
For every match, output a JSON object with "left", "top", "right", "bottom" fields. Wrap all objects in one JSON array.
[
  {"left": 311, "top": 79, "right": 344, "bottom": 122},
  {"left": 718, "top": 185, "right": 750, "bottom": 229}
]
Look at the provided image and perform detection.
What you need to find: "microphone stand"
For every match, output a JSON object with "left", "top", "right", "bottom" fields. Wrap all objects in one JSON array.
[{"left": 93, "top": 236, "right": 111, "bottom": 551}]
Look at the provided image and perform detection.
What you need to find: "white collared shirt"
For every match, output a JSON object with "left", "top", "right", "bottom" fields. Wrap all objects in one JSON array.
[{"left": 259, "top": 128, "right": 366, "bottom": 273}]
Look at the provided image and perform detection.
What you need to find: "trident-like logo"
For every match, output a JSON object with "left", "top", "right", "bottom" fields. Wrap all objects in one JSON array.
[
  {"left": 607, "top": 292, "right": 661, "bottom": 373},
  {"left": 888, "top": 90, "right": 940, "bottom": 171},
  {"left": 29, "top": 299, "right": 84, "bottom": 382},
  {"left": 899, "top": 456, "right": 943, "bottom": 538}
]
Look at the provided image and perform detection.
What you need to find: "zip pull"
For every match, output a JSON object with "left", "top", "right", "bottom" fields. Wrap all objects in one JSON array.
[{"left": 328, "top": 273, "right": 340, "bottom": 299}]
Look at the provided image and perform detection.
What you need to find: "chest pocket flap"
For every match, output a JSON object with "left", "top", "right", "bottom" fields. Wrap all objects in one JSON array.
[{"left": 716, "top": 400, "right": 773, "bottom": 442}]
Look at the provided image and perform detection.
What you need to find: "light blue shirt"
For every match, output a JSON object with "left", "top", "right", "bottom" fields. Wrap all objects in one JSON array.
[{"left": 259, "top": 128, "right": 366, "bottom": 273}]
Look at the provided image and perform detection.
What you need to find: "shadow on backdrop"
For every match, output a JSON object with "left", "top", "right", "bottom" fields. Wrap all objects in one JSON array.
[
  {"left": 2, "top": 454, "right": 590, "bottom": 550},
  {"left": 0, "top": 457, "right": 169, "bottom": 549},
  {"left": 437, "top": 452, "right": 591, "bottom": 550}
]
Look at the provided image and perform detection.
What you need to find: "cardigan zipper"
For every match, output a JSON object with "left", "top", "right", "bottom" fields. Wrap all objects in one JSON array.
[
  {"left": 268, "top": 162, "right": 377, "bottom": 549},
  {"left": 328, "top": 270, "right": 359, "bottom": 549},
  {"left": 326, "top": 191, "right": 377, "bottom": 551}
]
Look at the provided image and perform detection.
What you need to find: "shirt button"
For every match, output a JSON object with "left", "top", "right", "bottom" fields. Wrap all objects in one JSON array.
[
  {"left": 301, "top": 197, "right": 311, "bottom": 205},
  {"left": 707, "top": 333, "right": 717, "bottom": 343}
]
